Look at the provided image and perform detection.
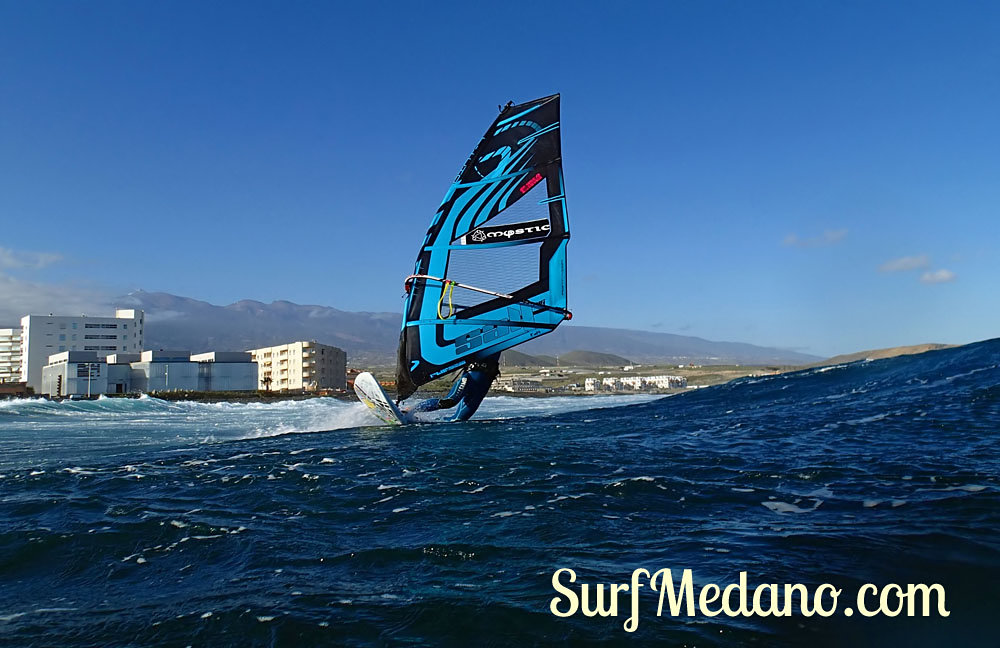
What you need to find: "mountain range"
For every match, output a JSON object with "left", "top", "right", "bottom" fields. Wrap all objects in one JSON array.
[{"left": 119, "top": 291, "right": 822, "bottom": 366}]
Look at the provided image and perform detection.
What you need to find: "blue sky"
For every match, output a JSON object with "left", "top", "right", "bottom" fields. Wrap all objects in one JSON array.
[{"left": 1, "top": 1, "right": 997, "bottom": 356}]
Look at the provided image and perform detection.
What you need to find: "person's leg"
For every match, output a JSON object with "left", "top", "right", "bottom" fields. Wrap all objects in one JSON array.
[
  {"left": 448, "top": 369, "right": 493, "bottom": 421},
  {"left": 451, "top": 398, "right": 477, "bottom": 421},
  {"left": 408, "top": 398, "right": 443, "bottom": 413}
]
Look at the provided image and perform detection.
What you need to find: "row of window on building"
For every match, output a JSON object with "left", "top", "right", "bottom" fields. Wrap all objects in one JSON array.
[
  {"left": 585, "top": 375, "right": 688, "bottom": 392},
  {"left": 494, "top": 377, "right": 545, "bottom": 392}
]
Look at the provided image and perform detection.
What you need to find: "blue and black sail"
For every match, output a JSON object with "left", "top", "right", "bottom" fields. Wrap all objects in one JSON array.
[{"left": 395, "top": 94, "right": 571, "bottom": 400}]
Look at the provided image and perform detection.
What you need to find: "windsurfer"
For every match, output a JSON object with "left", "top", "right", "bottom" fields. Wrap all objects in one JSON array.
[{"left": 391, "top": 95, "right": 569, "bottom": 424}]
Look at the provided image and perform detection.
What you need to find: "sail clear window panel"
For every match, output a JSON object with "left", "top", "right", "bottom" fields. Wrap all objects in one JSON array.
[
  {"left": 445, "top": 242, "right": 542, "bottom": 308},
  {"left": 481, "top": 178, "right": 552, "bottom": 229},
  {"left": 451, "top": 179, "right": 551, "bottom": 242}
]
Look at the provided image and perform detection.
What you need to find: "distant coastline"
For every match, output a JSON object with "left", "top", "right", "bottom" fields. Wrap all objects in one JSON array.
[{"left": 6, "top": 342, "right": 957, "bottom": 405}]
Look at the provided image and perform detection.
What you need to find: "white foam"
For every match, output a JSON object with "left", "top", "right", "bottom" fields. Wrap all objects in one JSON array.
[
  {"left": 762, "top": 500, "right": 822, "bottom": 514},
  {"left": 63, "top": 467, "right": 96, "bottom": 475},
  {"left": 0, "top": 395, "right": 663, "bottom": 454},
  {"left": 845, "top": 412, "right": 890, "bottom": 425}
]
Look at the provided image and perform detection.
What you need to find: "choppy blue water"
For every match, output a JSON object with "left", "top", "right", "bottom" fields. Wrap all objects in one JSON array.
[{"left": 1, "top": 341, "right": 998, "bottom": 647}]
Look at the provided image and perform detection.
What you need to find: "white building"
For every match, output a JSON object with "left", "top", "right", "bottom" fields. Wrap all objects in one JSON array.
[
  {"left": 129, "top": 350, "right": 199, "bottom": 392},
  {"left": 646, "top": 375, "right": 687, "bottom": 389},
  {"left": 106, "top": 353, "right": 141, "bottom": 394},
  {"left": 21, "top": 309, "right": 144, "bottom": 391},
  {"left": 249, "top": 341, "right": 346, "bottom": 391},
  {"left": 495, "top": 377, "right": 543, "bottom": 392},
  {"left": 594, "top": 374, "right": 687, "bottom": 392},
  {"left": 620, "top": 376, "right": 645, "bottom": 390},
  {"left": 41, "top": 351, "right": 108, "bottom": 398},
  {"left": 602, "top": 377, "right": 623, "bottom": 391},
  {"left": 191, "top": 352, "right": 258, "bottom": 392},
  {"left": 584, "top": 377, "right": 601, "bottom": 392},
  {"left": 0, "top": 327, "right": 22, "bottom": 384},
  {"left": 39, "top": 349, "right": 257, "bottom": 397}
]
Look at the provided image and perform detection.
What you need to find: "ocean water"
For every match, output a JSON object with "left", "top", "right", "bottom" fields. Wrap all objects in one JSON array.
[{"left": 1, "top": 341, "right": 998, "bottom": 646}]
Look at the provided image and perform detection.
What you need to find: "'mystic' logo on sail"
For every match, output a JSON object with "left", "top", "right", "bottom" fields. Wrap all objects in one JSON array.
[{"left": 461, "top": 219, "right": 550, "bottom": 245}]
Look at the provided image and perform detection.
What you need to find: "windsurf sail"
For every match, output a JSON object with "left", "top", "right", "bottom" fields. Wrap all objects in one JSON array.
[{"left": 395, "top": 93, "right": 570, "bottom": 400}]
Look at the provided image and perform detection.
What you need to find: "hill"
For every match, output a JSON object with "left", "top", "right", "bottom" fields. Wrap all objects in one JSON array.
[
  {"left": 555, "top": 350, "right": 632, "bottom": 366},
  {"left": 120, "top": 290, "right": 822, "bottom": 366},
  {"left": 500, "top": 349, "right": 632, "bottom": 367},
  {"left": 500, "top": 350, "right": 558, "bottom": 367},
  {"left": 517, "top": 325, "right": 819, "bottom": 365},
  {"left": 808, "top": 343, "right": 956, "bottom": 368}
]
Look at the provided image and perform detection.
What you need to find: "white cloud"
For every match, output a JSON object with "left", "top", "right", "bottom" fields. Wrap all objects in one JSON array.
[
  {"left": 0, "top": 273, "right": 113, "bottom": 324},
  {"left": 920, "top": 269, "right": 957, "bottom": 284},
  {"left": 782, "top": 229, "right": 848, "bottom": 247},
  {"left": 0, "top": 246, "right": 62, "bottom": 269},
  {"left": 879, "top": 254, "right": 930, "bottom": 272}
]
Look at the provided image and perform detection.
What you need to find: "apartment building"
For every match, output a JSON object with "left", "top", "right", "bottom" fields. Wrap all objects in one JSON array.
[
  {"left": 249, "top": 341, "right": 346, "bottom": 391},
  {"left": 495, "top": 377, "right": 544, "bottom": 392},
  {"left": 0, "top": 327, "right": 21, "bottom": 383}
]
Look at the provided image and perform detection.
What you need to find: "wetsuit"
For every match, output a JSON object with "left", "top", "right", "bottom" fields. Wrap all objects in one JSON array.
[{"left": 408, "top": 355, "right": 501, "bottom": 421}]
